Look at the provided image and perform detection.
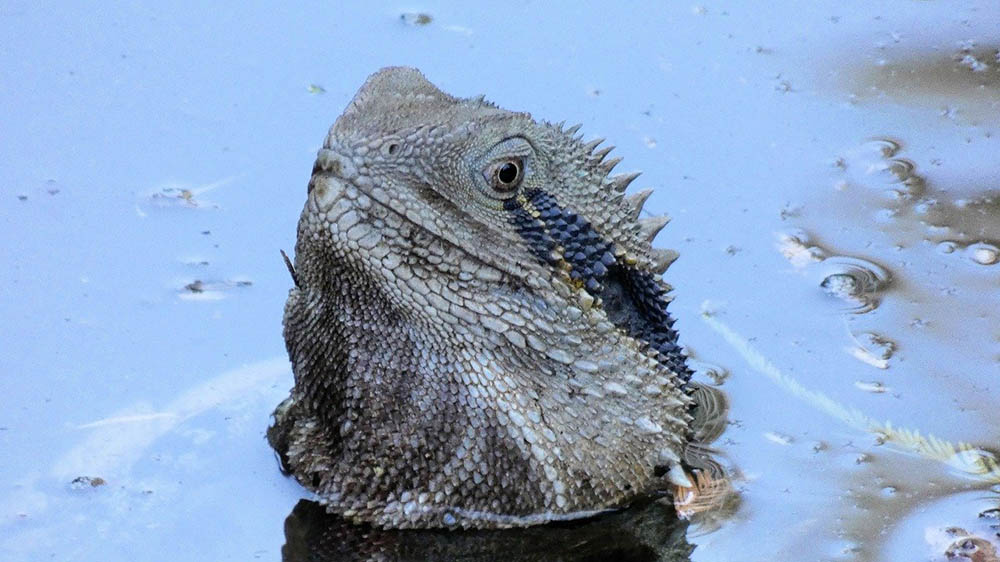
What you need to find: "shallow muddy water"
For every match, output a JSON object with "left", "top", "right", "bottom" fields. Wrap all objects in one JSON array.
[{"left": 2, "top": 2, "right": 998, "bottom": 561}]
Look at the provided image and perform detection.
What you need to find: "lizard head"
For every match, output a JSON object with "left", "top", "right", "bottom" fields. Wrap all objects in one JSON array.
[
  {"left": 278, "top": 67, "right": 698, "bottom": 529},
  {"left": 299, "top": 67, "right": 681, "bottom": 341}
]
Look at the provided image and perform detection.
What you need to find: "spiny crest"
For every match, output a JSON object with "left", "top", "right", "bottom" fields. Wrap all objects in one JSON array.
[
  {"left": 544, "top": 121, "right": 678, "bottom": 279},
  {"left": 624, "top": 189, "right": 653, "bottom": 220}
]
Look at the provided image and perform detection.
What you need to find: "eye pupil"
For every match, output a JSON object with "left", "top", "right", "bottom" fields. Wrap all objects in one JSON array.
[
  {"left": 483, "top": 157, "right": 524, "bottom": 198},
  {"left": 497, "top": 162, "right": 519, "bottom": 184}
]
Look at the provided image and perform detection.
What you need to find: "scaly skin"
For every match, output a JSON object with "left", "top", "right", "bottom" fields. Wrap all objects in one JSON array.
[{"left": 269, "top": 67, "right": 695, "bottom": 529}]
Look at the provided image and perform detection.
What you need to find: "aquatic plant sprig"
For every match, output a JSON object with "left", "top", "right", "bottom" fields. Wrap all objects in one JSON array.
[{"left": 699, "top": 304, "right": 1000, "bottom": 484}]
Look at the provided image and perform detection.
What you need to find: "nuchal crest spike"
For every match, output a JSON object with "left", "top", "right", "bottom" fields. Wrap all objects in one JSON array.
[
  {"left": 609, "top": 171, "right": 641, "bottom": 193},
  {"left": 624, "top": 188, "right": 654, "bottom": 220},
  {"left": 639, "top": 214, "right": 671, "bottom": 243}
]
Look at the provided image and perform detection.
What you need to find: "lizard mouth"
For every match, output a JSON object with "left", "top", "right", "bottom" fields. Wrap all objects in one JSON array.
[{"left": 308, "top": 148, "right": 355, "bottom": 214}]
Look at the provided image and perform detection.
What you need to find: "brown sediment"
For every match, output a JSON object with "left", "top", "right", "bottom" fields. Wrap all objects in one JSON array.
[{"left": 836, "top": 46, "right": 1000, "bottom": 125}]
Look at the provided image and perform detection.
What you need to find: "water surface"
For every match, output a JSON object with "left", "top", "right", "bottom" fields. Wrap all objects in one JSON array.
[{"left": 2, "top": 2, "right": 998, "bottom": 560}]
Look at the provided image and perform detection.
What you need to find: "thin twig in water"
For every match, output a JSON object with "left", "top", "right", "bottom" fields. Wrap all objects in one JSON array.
[{"left": 700, "top": 306, "right": 1000, "bottom": 484}]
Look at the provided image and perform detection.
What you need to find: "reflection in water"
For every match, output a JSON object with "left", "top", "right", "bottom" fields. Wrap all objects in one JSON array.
[
  {"left": 281, "top": 497, "right": 693, "bottom": 562},
  {"left": 675, "top": 383, "right": 741, "bottom": 532}
]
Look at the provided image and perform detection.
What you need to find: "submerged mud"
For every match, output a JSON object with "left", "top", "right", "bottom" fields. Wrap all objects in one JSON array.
[{"left": 838, "top": 45, "right": 1000, "bottom": 125}]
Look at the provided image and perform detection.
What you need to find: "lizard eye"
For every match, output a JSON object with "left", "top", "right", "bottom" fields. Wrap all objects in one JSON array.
[{"left": 486, "top": 158, "right": 524, "bottom": 194}]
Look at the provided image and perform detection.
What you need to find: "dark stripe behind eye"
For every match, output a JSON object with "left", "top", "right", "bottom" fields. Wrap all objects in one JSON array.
[{"left": 503, "top": 189, "right": 691, "bottom": 382}]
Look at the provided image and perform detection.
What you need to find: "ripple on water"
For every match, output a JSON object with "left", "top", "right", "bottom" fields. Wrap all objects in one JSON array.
[
  {"left": 847, "top": 332, "right": 897, "bottom": 369},
  {"left": 882, "top": 492, "right": 1000, "bottom": 561},
  {"left": 689, "top": 382, "right": 730, "bottom": 444},
  {"left": 861, "top": 138, "right": 901, "bottom": 159},
  {"left": 777, "top": 231, "right": 894, "bottom": 313},
  {"left": 835, "top": 138, "right": 928, "bottom": 199},
  {"left": 818, "top": 256, "right": 893, "bottom": 313},
  {"left": 687, "top": 357, "right": 731, "bottom": 386}
]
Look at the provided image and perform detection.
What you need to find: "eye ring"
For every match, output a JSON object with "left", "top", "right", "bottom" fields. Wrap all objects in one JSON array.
[{"left": 486, "top": 158, "right": 524, "bottom": 193}]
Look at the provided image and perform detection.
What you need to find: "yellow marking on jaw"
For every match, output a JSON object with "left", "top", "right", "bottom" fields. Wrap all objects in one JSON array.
[
  {"left": 515, "top": 193, "right": 542, "bottom": 219},
  {"left": 511, "top": 194, "right": 589, "bottom": 296}
]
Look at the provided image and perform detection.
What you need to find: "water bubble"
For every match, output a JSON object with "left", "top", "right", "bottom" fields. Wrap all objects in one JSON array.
[
  {"left": 777, "top": 232, "right": 893, "bottom": 312},
  {"left": 966, "top": 242, "right": 1000, "bottom": 265},
  {"left": 937, "top": 240, "right": 959, "bottom": 254},
  {"left": 818, "top": 256, "right": 893, "bottom": 313},
  {"left": 822, "top": 274, "right": 860, "bottom": 297}
]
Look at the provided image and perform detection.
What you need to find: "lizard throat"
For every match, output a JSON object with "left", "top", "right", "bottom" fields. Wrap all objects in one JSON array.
[{"left": 504, "top": 188, "right": 691, "bottom": 381}]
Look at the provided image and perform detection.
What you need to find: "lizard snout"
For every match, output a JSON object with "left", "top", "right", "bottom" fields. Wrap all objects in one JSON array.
[{"left": 308, "top": 148, "right": 358, "bottom": 212}]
